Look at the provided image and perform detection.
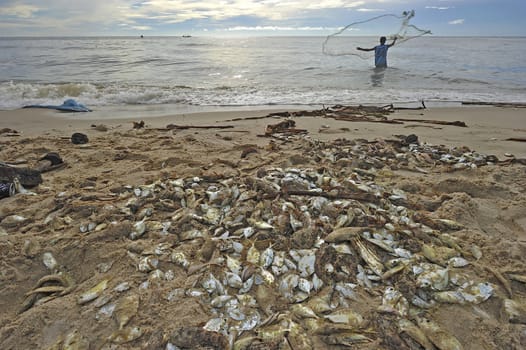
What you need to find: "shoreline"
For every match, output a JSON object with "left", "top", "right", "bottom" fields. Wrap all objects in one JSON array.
[{"left": 1, "top": 104, "right": 525, "bottom": 159}]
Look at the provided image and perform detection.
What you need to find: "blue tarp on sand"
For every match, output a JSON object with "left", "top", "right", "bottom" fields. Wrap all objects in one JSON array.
[{"left": 23, "top": 99, "right": 92, "bottom": 112}]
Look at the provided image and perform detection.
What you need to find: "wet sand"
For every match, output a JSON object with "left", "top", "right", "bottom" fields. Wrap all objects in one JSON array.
[
  {"left": 0, "top": 105, "right": 525, "bottom": 349},
  {"left": 1, "top": 105, "right": 525, "bottom": 158}
]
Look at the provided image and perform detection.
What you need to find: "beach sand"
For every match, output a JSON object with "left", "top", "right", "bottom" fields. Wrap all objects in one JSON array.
[{"left": 0, "top": 105, "right": 525, "bottom": 349}]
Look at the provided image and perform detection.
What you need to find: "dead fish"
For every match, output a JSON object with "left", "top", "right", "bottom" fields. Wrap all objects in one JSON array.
[
  {"left": 416, "top": 317, "right": 463, "bottom": 350},
  {"left": 107, "top": 326, "right": 143, "bottom": 344},
  {"left": 321, "top": 332, "right": 373, "bottom": 346},
  {"left": 352, "top": 237, "right": 384, "bottom": 276},
  {"left": 323, "top": 308, "right": 364, "bottom": 328},
  {"left": 290, "top": 304, "right": 319, "bottom": 319},
  {"left": 113, "top": 294, "right": 139, "bottom": 329},
  {"left": 325, "top": 227, "right": 364, "bottom": 243},
  {"left": 503, "top": 299, "right": 526, "bottom": 324},
  {"left": 398, "top": 319, "right": 435, "bottom": 350},
  {"left": 78, "top": 279, "right": 109, "bottom": 305}
]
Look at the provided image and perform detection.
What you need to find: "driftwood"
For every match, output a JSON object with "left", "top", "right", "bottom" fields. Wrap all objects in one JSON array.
[
  {"left": 264, "top": 120, "right": 307, "bottom": 136},
  {"left": 392, "top": 118, "right": 467, "bottom": 127},
  {"left": 505, "top": 137, "right": 526, "bottom": 142},
  {"left": 225, "top": 115, "right": 274, "bottom": 122},
  {"left": 330, "top": 114, "right": 403, "bottom": 124},
  {"left": 462, "top": 101, "right": 526, "bottom": 108},
  {"left": 393, "top": 101, "right": 427, "bottom": 110},
  {"left": 165, "top": 124, "right": 234, "bottom": 130}
]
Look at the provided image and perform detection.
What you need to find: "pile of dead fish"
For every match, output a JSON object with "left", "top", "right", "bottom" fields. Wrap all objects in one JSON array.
[{"left": 11, "top": 137, "right": 525, "bottom": 349}]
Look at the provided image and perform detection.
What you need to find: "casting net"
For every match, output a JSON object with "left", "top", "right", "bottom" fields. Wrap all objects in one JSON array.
[{"left": 322, "top": 10, "right": 431, "bottom": 59}]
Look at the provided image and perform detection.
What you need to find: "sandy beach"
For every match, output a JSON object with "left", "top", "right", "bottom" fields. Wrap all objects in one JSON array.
[
  {"left": 1, "top": 105, "right": 525, "bottom": 349},
  {"left": 2, "top": 105, "right": 526, "bottom": 158}
]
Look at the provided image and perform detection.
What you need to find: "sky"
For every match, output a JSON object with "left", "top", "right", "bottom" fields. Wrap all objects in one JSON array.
[{"left": 0, "top": 0, "right": 524, "bottom": 37}]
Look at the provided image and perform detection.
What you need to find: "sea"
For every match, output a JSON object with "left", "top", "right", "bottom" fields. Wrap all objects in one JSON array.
[{"left": 1, "top": 36, "right": 525, "bottom": 113}]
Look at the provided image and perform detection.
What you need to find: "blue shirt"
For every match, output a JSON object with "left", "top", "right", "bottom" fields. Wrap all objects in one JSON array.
[{"left": 374, "top": 44, "right": 389, "bottom": 67}]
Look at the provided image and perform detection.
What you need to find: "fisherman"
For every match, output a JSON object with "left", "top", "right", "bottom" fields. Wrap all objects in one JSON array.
[{"left": 357, "top": 36, "right": 397, "bottom": 68}]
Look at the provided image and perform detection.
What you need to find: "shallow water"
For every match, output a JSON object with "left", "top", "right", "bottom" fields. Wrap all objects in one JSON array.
[{"left": 1, "top": 36, "right": 525, "bottom": 110}]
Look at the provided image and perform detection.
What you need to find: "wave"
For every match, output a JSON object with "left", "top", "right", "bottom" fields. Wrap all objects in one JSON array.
[{"left": 1, "top": 80, "right": 525, "bottom": 111}]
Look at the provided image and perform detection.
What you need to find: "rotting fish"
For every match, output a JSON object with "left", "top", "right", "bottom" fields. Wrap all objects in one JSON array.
[
  {"left": 323, "top": 308, "right": 364, "bottom": 328},
  {"left": 107, "top": 326, "right": 143, "bottom": 344},
  {"left": 325, "top": 227, "right": 365, "bottom": 243},
  {"left": 352, "top": 237, "right": 384, "bottom": 276},
  {"left": 78, "top": 279, "right": 109, "bottom": 305},
  {"left": 113, "top": 294, "right": 139, "bottom": 329},
  {"left": 398, "top": 319, "right": 435, "bottom": 350},
  {"left": 503, "top": 298, "right": 526, "bottom": 324},
  {"left": 416, "top": 317, "right": 463, "bottom": 350},
  {"left": 321, "top": 332, "right": 373, "bottom": 346}
]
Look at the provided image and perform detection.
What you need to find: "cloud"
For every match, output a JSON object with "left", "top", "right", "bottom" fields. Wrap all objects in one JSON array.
[
  {"left": 125, "top": 0, "right": 366, "bottom": 24},
  {"left": 425, "top": 6, "right": 453, "bottom": 10},
  {"left": 0, "top": 0, "right": 477, "bottom": 36},
  {"left": 356, "top": 8, "right": 386, "bottom": 12},
  {"left": 0, "top": 4, "right": 40, "bottom": 18},
  {"left": 448, "top": 19, "right": 464, "bottom": 25}
]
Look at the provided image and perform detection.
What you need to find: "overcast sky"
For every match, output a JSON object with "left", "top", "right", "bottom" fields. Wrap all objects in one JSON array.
[{"left": 0, "top": 0, "right": 524, "bottom": 36}]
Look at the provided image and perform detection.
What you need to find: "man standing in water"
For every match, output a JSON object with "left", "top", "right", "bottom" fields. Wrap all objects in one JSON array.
[{"left": 357, "top": 36, "right": 397, "bottom": 68}]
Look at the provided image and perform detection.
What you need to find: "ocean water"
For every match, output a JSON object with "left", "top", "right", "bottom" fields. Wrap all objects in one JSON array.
[{"left": 0, "top": 36, "right": 525, "bottom": 111}]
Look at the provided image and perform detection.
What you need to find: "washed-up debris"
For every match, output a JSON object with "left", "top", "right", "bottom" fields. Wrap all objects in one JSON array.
[
  {"left": 3, "top": 123, "right": 524, "bottom": 349},
  {"left": 461, "top": 101, "right": 526, "bottom": 108},
  {"left": 0, "top": 152, "right": 64, "bottom": 197},
  {"left": 71, "top": 132, "right": 89, "bottom": 144},
  {"left": 13, "top": 131, "right": 522, "bottom": 349},
  {"left": 0, "top": 164, "right": 42, "bottom": 187},
  {"left": 0, "top": 182, "right": 15, "bottom": 199},
  {"left": 165, "top": 124, "right": 235, "bottom": 130},
  {"left": 35, "top": 152, "right": 65, "bottom": 173},
  {"left": 20, "top": 273, "right": 75, "bottom": 314},
  {"left": 23, "top": 99, "right": 92, "bottom": 112},
  {"left": 91, "top": 124, "right": 109, "bottom": 132},
  {"left": 19, "top": 252, "right": 76, "bottom": 313},
  {"left": 133, "top": 120, "right": 145, "bottom": 129},
  {"left": 258, "top": 105, "right": 470, "bottom": 128},
  {"left": 264, "top": 119, "right": 308, "bottom": 136},
  {"left": 0, "top": 128, "right": 20, "bottom": 136},
  {"left": 393, "top": 118, "right": 468, "bottom": 127}
]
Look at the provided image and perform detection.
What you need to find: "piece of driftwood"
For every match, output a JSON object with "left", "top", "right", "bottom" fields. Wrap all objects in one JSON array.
[
  {"left": 264, "top": 119, "right": 307, "bottom": 136},
  {"left": 227, "top": 105, "right": 398, "bottom": 124},
  {"left": 404, "top": 124, "right": 442, "bottom": 129},
  {"left": 321, "top": 104, "right": 400, "bottom": 124},
  {"left": 165, "top": 124, "right": 234, "bottom": 130},
  {"left": 0, "top": 165, "right": 42, "bottom": 187},
  {"left": 392, "top": 118, "right": 467, "bottom": 127},
  {"left": 393, "top": 100, "right": 427, "bottom": 110},
  {"left": 330, "top": 114, "right": 404, "bottom": 124},
  {"left": 462, "top": 101, "right": 526, "bottom": 108},
  {"left": 505, "top": 137, "right": 526, "bottom": 142},
  {"left": 225, "top": 115, "right": 275, "bottom": 122}
]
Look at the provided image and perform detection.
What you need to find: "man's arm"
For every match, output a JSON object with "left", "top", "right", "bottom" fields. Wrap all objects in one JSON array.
[
  {"left": 388, "top": 37, "right": 397, "bottom": 47},
  {"left": 356, "top": 46, "right": 375, "bottom": 52}
]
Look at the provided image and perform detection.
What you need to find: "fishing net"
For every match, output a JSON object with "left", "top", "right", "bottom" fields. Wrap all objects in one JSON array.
[{"left": 322, "top": 10, "right": 431, "bottom": 59}]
